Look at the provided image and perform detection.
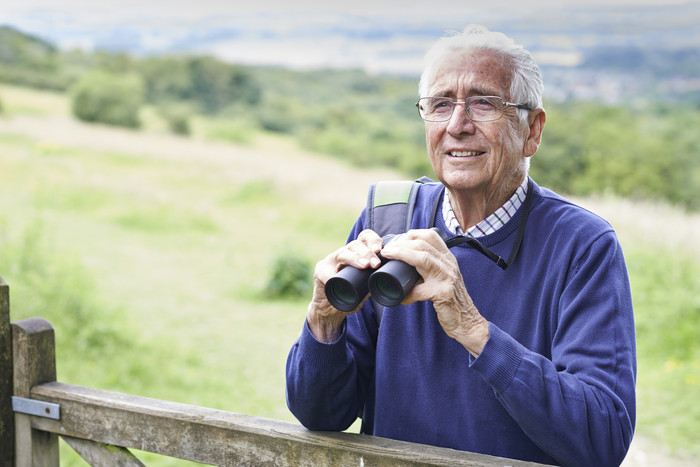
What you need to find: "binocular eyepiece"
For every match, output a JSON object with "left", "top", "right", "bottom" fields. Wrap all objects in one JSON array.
[{"left": 324, "top": 228, "right": 446, "bottom": 311}]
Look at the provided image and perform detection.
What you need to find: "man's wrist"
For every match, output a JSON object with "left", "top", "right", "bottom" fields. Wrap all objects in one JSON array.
[
  {"left": 453, "top": 317, "right": 490, "bottom": 358},
  {"left": 307, "top": 304, "right": 346, "bottom": 343},
  {"left": 467, "top": 319, "right": 490, "bottom": 358}
]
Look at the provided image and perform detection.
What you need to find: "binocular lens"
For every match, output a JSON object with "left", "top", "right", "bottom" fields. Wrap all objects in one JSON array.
[
  {"left": 324, "top": 265, "right": 372, "bottom": 312},
  {"left": 327, "top": 279, "right": 358, "bottom": 310},
  {"left": 369, "top": 273, "right": 403, "bottom": 305},
  {"left": 369, "top": 260, "right": 418, "bottom": 307}
]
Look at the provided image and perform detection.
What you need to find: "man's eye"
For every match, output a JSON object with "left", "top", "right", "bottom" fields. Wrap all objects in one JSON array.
[
  {"left": 474, "top": 99, "right": 492, "bottom": 106},
  {"left": 472, "top": 98, "right": 497, "bottom": 109}
]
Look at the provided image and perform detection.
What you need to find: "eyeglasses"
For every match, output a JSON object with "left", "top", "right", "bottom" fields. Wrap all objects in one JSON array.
[{"left": 416, "top": 96, "right": 532, "bottom": 122}]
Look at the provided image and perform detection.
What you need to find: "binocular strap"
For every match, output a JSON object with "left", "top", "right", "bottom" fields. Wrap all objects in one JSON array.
[{"left": 438, "top": 178, "right": 534, "bottom": 271}]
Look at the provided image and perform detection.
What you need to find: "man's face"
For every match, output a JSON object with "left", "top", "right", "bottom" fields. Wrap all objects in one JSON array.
[{"left": 424, "top": 50, "right": 528, "bottom": 200}]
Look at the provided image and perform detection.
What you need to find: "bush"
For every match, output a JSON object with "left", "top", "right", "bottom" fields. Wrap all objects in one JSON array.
[
  {"left": 70, "top": 70, "right": 144, "bottom": 128},
  {"left": 265, "top": 252, "right": 312, "bottom": 299},
  {"left": 158, "top": 103, "right": 192, "bottom": 136}
]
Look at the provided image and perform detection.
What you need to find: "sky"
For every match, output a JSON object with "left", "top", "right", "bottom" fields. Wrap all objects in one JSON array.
[
  {"left": 0, "top": 0, "right": 693, "bottom": 16},
  {"left": 1, "top": 0, "right": 699, "bottom": 74}
]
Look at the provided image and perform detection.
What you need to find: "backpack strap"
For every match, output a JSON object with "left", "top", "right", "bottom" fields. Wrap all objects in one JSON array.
[
  {"left": 365, "top": 176, "right": 432, "bottom": 327},
  {"left": 366, "top": 176, "right": 432, "bottom": 237}
]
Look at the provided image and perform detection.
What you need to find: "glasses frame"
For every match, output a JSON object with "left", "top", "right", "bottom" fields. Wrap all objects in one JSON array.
[{"left": 416, "top": 96, "right": 533, "bottom": 123}]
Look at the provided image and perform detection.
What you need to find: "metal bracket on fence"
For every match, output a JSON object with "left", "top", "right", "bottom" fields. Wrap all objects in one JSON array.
[{"left": 12, "top": 396, "right": 61, "bottom": 420}]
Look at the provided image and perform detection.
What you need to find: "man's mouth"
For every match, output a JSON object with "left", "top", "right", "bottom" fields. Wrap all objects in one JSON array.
[{"left": 449, "top": 151, "right": 485, "bottom": 158}]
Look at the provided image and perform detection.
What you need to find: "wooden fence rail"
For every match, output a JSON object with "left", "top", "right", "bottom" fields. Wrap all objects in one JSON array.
[{"left": 0, "top": 278, "right": 546, "bottom": 466}]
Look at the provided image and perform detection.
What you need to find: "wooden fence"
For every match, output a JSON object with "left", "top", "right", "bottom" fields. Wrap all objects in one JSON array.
[{"left": 0, "top": 278, "right": 546, "bottom": 466}]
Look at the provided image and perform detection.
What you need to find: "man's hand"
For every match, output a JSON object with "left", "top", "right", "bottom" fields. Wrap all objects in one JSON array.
[
  {"left": 307, "top": 229, "right": 384, "bottom": 343},
  {"left": 380, "top": 229, "right": 489, "bottom": 357}
]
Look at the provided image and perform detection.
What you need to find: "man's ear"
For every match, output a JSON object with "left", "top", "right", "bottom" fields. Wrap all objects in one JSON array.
[{"left": 523, "top": 108, "right": 546, "bottom": 157}]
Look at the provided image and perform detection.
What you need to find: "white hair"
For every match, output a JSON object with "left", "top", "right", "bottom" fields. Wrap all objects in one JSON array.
[{"left": 419, "top": 24, "right": 544, "bottom": 116}]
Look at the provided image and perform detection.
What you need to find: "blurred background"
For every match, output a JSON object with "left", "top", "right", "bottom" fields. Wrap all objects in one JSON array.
[{"left": 1, "top": 1, "right": 698, "bottom": 465}]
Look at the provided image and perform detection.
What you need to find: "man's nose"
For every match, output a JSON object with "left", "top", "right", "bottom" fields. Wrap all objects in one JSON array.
[{"left": 447, "top": 102, "right": 476, "bottom": 134}]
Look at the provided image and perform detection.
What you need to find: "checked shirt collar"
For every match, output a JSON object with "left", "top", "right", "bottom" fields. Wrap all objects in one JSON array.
[{"left": 442, "top": 178, "right": 529, "bottom": 238}]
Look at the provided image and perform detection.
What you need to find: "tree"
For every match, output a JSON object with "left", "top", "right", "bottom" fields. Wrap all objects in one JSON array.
[
  {"left": 185, "top": 56, "right": 261, "bottom": 114},
  {"left": 70, "top": 70, "right": 144, "bottom": 128}
]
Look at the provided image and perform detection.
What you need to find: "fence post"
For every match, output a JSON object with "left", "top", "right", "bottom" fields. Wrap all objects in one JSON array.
[
  {"left": 1, "top": 278, "right": 14, "bottom": 467},
  {"left": 12, "top": 317, "right": 59, "bottom": 466}
]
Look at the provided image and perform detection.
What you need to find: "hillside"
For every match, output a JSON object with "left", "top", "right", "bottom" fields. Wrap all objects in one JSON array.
[
  {"left": 1, "top": 84, "right": 698, "bottom": 466},
  {"left": 3, "top": 84, "right": 698, "bottom": 261},
  {"left": 1, "top": 24, "right": 699, "bottom": 213},
  {"left": 0, "top": 113, "right": 401, "bottom": 212},
  {"left": 3, "top": 84, "right": 698, "bottom": 260}
]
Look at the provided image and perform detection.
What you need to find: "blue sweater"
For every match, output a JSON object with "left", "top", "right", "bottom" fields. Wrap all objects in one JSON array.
[{"left": 286, "top": 180, "right": 636, "bottom": 467}]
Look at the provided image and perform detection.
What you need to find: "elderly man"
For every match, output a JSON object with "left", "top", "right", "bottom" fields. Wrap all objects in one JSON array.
[{"left": 286, "top": 25, "right": 636, "bottom": 467}]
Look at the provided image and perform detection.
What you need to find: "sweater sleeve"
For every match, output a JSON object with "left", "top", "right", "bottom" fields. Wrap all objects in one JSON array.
[
  {"left": 285, "top": 303, "right": 379, "bottom": 431},
  {"left": 470, "top": 232, "right": 636, "bottom": 467},
  {"left": 285, "top": 319, "right": 358, "bottom": 430}
]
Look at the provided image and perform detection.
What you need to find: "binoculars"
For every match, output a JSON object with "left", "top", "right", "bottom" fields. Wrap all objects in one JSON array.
[{"left": 325, "top": 228, "right": 447, "bottom": 311}]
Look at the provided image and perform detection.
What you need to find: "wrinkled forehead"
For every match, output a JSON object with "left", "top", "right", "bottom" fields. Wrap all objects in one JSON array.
[{"left": 423, "top": 50, "right": 512, "bottom": 99}]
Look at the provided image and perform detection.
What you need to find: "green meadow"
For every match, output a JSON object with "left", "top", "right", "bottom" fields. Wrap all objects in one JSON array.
[{"left": 1, "top": 84, "right": 698, "bottom": 465}]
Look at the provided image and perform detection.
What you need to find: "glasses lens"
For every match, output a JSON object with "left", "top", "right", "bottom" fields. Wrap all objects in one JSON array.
[
  {"left": 418, "top": 97, "right": 505, "bottom": 122},
  {"left": 466, "top": 97, "right": 502, "bottom": 122},
  {"left": 418, "top": 97, "right": 454, "bottom": 121}
]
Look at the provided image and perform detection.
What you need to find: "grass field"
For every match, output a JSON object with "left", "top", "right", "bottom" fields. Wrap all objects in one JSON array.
[{"left": 1, "top": 84, "right": 698, "bottom": 466}]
